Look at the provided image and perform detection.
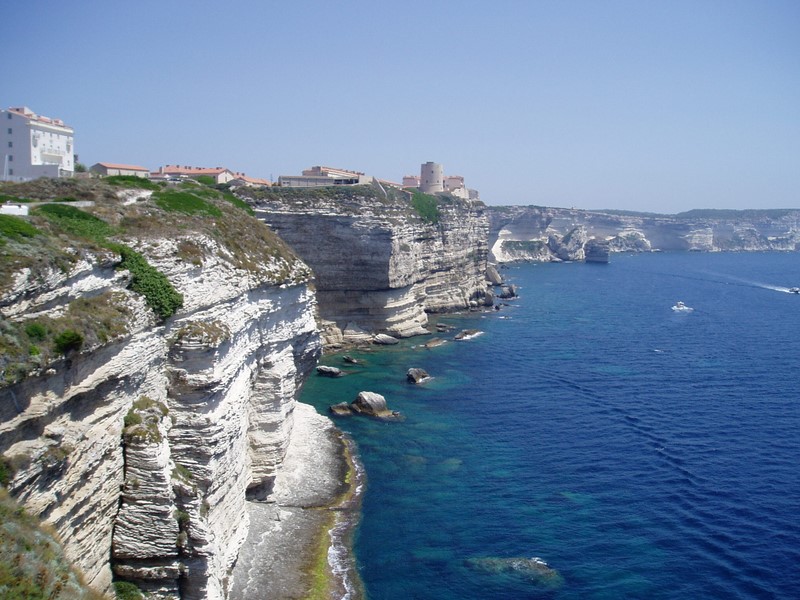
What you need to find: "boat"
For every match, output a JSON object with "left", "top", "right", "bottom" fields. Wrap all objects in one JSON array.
[
  {"left": 789, "top": 287, "right": 800, "bottom": 294},
  {"left": 671, "top": 301, "right": 694, "bottom": 313}
]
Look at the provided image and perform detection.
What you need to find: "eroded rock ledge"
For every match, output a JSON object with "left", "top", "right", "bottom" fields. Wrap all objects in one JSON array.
[{"left": 237, "top": 184, "right": 494, "bottom": 346}]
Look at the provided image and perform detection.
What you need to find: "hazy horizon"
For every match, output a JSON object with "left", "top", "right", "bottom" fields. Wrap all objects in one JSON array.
[{"left": 2, "top": 1, "right": 798, "bottom": 213}]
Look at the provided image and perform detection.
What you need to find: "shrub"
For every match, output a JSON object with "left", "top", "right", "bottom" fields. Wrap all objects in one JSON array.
[
  {"left": 123, "top": 411, "right": 143, "bottom": 428},
  {"left": 0, "top": 458, "right": 11, "bottom": 486},
  {"left": 116, "top": 246, "right": 183, "bottom": 319},
  {"left": 24, "top": 322, "right": 47, "bottom": 341},
  {"left": 113, "top": 581, "right": 144, "bottom": 600},
  {"left": 53, "top": 329, "right": 83, "bottom": 355},
  {"left": 410, "top": 190, "right": 441, "bottom": 224},
  {"left": 174, "top": 510, "right": 190, "bottom": 529}
]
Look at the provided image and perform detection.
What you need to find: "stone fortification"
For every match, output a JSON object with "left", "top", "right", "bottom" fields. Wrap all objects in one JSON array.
[
  {"left": 0, "top": 180, "right": 321, "bottom": 599},
  {"left": 237, "top": 184, "right": 493, "bottom": 345},
  {"left": 488, "top": 205, "right": 800, "bottom": 262}
]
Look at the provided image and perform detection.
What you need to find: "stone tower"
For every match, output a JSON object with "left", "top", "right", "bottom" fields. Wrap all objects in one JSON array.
[{"left": 419, "top": 161, "right": 443, "bottom": 194}]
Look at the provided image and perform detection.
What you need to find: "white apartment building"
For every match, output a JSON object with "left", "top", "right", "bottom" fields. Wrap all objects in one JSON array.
[{"left": 1, "top": 106, "right": 74, "bottom": 182}]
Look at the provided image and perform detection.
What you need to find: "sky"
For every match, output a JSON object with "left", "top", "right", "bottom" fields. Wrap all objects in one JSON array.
[{"left": 2, "top": 0, "right": 799, "bottom": 213}]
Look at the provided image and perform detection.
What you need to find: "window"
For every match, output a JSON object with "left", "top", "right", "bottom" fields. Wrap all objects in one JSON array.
[
  {"left": 7, "top": 128, "right": 11, "bottom": 134},
  {"left": 7, "top": 141, "right": 11, "bottom": 148},
  {"left": 6, "top": 113, "right": 10, "bottom": 119},
  {"left": 8, "top": 169, "right": 13, "bottom": 176},
  {"left": 8, "top": 155, "right": 12, "bottom": 162}
]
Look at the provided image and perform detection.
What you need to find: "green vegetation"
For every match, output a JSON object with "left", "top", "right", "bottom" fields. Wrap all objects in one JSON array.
[
  {"left": 221, "top": 191, "right": 255, "bottom": 215},
  {"left": 1, "top": 177, "right": 305, "bottom": 387},
  {"left": 116, "top": 246, "right": 184, "bottom": 319},
  {"left": 154, "top": 189, "right": 223, "bottom": 217},
  {"left": 33, "top": 204, "right": 115, "bottom": 243},
  {"left": 52, "top": 330, "right": 83, "bottom": 355},
  {"left": 0, "top": 458, "right": 11, "bottom": 486},
  {"left": 0, "top": 489, "right": 105, "bottom": 600},
  {"left": 172, "top": 320, "right": 230, "bottom": 347},
  {"left": 194, "top": 175, "right": 216, "bottom": 186},
  {"left": 105, "top": 175, "right": 161, "bottom": 191},
  {"left": 1, "top": 292, "right": 134, "bottom": 385},
  {"left": 122, "top": 396, "right": 168, "bottom": 444},
  {"left": 410, "top": 190, "right": 441, "bottom": 224},
  {"left": 172, "top": 464, "right": 193, "bottom": 482},
  {"left": 0, "top": 215, "right": 39, "bottom": 243},
  {"left": 113, "top": 581, "right": 144, "bottom": 600}
]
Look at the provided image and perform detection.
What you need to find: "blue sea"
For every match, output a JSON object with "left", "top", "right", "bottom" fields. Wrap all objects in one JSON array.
[{"left": 300, "top": 252, "right": 800, "bottom": 600}]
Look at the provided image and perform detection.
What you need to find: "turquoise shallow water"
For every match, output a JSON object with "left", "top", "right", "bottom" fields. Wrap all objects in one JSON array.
[{"left": 300, "top": 252, "right": 800, "bottom": 599}]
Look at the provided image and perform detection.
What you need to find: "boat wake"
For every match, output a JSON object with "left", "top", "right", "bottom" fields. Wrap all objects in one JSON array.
[{"left": 700, "top": 271, "right": 799, "bottom": 294}]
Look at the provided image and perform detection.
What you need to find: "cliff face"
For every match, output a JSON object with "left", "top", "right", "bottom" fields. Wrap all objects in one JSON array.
[
  {"left": 488, "top": 206, "right": 800, "bottom": 262},
  {"left": 237, "top": 185, "right": 493, "bottom": 345},
  {"left": 0, "top": 181, "right": 320, "bottom": 599}
]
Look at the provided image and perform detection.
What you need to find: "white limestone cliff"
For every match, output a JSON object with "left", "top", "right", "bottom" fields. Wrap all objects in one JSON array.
[
  {"left": 238, "top": 185, "right": 493, "bottom": 345},
  {"left": 0, "top": 230, "right": 320, "bottom": 599}
]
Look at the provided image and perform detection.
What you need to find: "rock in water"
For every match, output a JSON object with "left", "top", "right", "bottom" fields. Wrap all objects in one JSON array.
[
  {"left": 373, "top": 333, "right": 400, "bottom": 345},
  {"left": 329, "top": 402, "right": 353, "bottom": 416},
  {"left": 465, "top": 556, "right": 564, "bottom": 588},
  {"left": 406, "top": 368, "right": 430, "bottom": 384},
  {"left": 454, "top": 329, "right": 481, "bottom": 340},
  {"left": 316, "top": 365, "right": 343, "bottom": 377},
  {"left": 498, "top": 284, "right": 518, "bottom": 299},
  {"left": 351, "top": 391, "right": 396, "bottom": 418}
]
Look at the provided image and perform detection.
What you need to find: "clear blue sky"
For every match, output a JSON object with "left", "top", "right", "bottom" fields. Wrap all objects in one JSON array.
[{"left": 3, "top": 0, "right": 798, "bottom": 213}]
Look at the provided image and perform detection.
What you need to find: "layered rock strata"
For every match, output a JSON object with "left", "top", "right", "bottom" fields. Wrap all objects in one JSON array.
[
  {"left": 488, "top": 206, "right": 800, "bottom": 262},
  {"left": 237, "top": 185, "right": 493, "bottom": 345},
  {"left": 0, "top": 188, "right": 321, "bottom": 599}
]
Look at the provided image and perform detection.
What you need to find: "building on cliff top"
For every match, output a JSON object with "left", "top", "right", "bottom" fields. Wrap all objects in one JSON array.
[
  {"left": 151, "top": 165, "right": 270, "bottom": 186},
  {"left": 1, "top": 106, "right": 75, "bottom": 182},
  {"left": 404, "top": 161, "right": 480, "bottom": 200},
  {"left": 278, "top": 165, "right": 373, "bottom": 188},
  {"left": 91, "top": 162, "right": 150, "bottom": 178}
]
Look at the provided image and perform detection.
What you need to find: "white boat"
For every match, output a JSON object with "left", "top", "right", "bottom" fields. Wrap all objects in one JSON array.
[
  {"left": 671, "top": 301, "right": 694, "bottom": 313},
  {"left": 789, "top": 287, "right": 800, "bottom": 294}
]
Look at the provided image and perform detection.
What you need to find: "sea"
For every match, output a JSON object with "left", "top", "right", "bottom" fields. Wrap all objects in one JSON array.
[{"left": 299, "top": 251, "right": 800, "bottom": 600}]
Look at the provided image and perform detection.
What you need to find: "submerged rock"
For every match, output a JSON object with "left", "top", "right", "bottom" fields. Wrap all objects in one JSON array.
[
  {"left": 329, "top": 402, "right": 353, "bottom": 417},
  {"left": 406, "top": 368, "right": 431, "bottom": 384},
  {"left": 465, "top": 556, "right": 563, "bottom": 588},
  {"left": 424, "top": 338, "right": 447, "bottom": 349}
]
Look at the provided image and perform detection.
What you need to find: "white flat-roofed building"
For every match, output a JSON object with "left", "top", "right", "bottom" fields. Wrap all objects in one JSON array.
[
  {"left": 279, "top": 165, "right": 373, "bottom": 188},
  {"left": 1, "top": 106, "right": 74, "bottom": 182}
]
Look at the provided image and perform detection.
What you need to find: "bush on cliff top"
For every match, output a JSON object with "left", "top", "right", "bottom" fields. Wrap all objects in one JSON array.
[{"left": 410, "top": 190, "right": 441, "bottom": 224}]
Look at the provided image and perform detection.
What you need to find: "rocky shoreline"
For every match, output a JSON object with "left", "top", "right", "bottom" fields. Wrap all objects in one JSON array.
[{"left": 229, "top": 403, "right": 364, "bottom": 600}]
